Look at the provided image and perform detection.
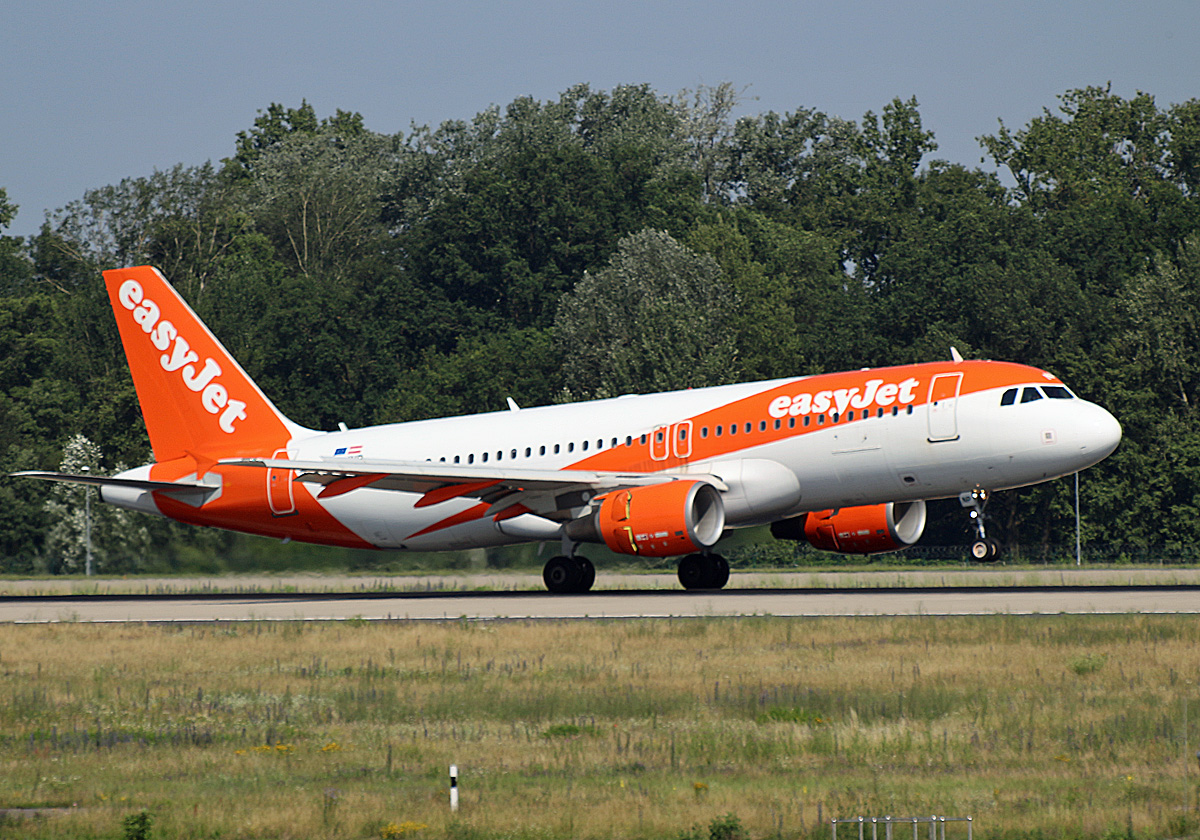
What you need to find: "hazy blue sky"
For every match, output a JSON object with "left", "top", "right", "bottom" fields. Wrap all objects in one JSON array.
[{"left": 3, "top": 0, "right": 1197, "bottom": 238}]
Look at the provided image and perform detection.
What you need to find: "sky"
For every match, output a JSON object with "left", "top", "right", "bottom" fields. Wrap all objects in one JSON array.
[{"left": 2, "top": 0, "right": 1198, "bottom": 239}]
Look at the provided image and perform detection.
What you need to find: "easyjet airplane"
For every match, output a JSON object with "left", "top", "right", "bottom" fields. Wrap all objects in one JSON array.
[{"left": 15, "top": 266, "right": 1122, "bottom": 592}]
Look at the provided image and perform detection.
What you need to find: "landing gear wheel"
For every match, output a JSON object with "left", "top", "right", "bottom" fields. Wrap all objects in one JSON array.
[
  {"left": 543, "top": 555, "right": 581, "bottom": 593},
  {"left": 575, "top": 556, "right": 596, "bottom": 592},
  {"left": 677, "top": 553, "right": 730, "bottom": 590},
  {"left": 707, "top": 554, "right": 730, "bottom": 589},
  {"left": 969, "top": 537, "right": 1002, "bottom": 562},
  {"left": 543, "top": 555, "right": 595, "bottom": 593}
]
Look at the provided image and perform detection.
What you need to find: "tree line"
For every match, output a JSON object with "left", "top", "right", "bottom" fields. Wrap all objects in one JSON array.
[{"left": 2, "top": 82, "right": 1199, "bottom": 573}]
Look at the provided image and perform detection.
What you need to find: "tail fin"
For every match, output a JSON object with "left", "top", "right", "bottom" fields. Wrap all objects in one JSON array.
[{"left": 103, "top": 266, "right": 312, "bottom": 464}]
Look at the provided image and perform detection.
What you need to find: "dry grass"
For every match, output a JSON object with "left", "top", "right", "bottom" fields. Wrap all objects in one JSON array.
[{"left": 0, "top": 615, "right": 1197, "bottom": 839}]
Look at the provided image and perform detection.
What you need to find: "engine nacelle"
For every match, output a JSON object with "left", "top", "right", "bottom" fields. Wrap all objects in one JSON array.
[
  {"left": 565, "top": 480, "right": 725, "bottom": 557},
  {"left": 770, "top": 500, "right": 926, "bottom": 554}
]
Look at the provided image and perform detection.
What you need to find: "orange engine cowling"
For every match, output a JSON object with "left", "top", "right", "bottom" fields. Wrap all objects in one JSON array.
[
  {"left": 567, "top": 481, "right": 726, "bottom": 557},
  {"left": 772, "top": 501, "right": 926, "bottom": 554}
]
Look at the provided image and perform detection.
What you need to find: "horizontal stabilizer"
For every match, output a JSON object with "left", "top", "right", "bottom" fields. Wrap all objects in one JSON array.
[{"left": 9, "top": 471, "right": 218, "bottom": 505}]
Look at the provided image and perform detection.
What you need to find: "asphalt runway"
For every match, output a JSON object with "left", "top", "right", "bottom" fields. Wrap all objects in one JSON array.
[{"left": 2, "top": 584, "right": 1198, "bottom": 623}]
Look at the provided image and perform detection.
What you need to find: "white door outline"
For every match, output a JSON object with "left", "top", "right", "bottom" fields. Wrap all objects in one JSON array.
[
  {"left": 673, "top": 421, "right": 693, "bottom": 460},
  {"left": 267, "top": 448, "right": 297, "bottom": 516},
  {"left": 927, "top": 373, "right": 963, "bottom": 442}
]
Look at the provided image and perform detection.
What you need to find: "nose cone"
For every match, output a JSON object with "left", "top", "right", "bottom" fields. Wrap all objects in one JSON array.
[{"left": 1077, "top": 401, "right": 1122, "bottom": 465}]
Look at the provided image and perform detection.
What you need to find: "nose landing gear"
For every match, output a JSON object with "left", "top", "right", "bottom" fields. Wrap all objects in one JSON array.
[{"left": 961, "top": 489, "right": 1002, "bottom": 562}]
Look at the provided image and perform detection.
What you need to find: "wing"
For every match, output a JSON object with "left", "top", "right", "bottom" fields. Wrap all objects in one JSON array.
[{"left": 221, "top": 457, "right": 727, "bottom": 521}]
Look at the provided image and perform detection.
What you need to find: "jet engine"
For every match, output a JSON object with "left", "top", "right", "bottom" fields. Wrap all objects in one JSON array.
[
  {"left": 770, "top": 500, "right": 926, "bottom": 554},
  {"left": 565, "top": 480, "right": 725, "bottom": 557}
]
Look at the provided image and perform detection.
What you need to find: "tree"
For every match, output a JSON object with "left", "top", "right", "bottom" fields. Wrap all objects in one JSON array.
[
  {"left": 554, "top": 229, "right": 739, "bottom": 400},
  {"left": 41, "top": 434, "right": 150, "bottom": 574}
]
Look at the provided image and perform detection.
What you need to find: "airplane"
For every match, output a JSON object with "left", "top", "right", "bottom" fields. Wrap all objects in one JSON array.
[{"left": 13, "top": 265, "right": 1122, "bottom": 592}]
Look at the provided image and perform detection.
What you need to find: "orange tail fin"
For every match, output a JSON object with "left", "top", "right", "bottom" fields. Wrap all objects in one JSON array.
[{"left": 103, "top": 266, "right": 311, "bottom": 463}]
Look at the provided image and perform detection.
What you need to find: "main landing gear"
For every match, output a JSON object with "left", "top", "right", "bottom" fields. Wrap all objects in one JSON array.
[
  {"left": 960, "top": 489, "right": 1002, "bottom": 562},
  {"left": 542, "top": 554, "right": 596, "bottom": 594},
  {"left": 677, "top": 553, "right": 730, "bottom": 591}
]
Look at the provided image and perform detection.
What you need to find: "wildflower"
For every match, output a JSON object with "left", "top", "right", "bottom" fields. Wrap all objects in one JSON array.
[{"left": 321, "top": 741, "right": 342, "bottom": 752}]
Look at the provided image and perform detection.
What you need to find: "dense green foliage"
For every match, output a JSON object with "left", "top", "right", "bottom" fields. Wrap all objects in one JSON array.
[{"left": 2, "top": 83, "right": 1199, "bottom": 571}]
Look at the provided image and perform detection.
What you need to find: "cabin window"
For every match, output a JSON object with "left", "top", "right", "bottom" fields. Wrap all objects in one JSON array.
[
  {"left": 788, "top": 417, "right": 796, "bottom": 428},
  {"left": 716, "top": 425, "right": 723, "bottom": 436},
  {"left": 818, "top": 415, "right": 825, "bottom": 425},
  {"left": 568, "top": 442, "right": 574, "bottom": 453},
  {"left": 640, "top": 434, "right": 647, "bottom": 445},
  {"left": 774, "top": 419, "right": 781, "bottom": 430},
  {"left": 701, "top": 427, "right": 709, "bottom": 439},
  {"left": 679, "top": 427, "right": 687, "bottom": 441},
  {"left": 729, "top": 423, "right": 737, "bottom": 436},
  {"left": 554, "top": 444, "right": 561, "bottom": 455},
  {"left": 626, "top": 436, "right": 633, "bottom": 446},
  {"left": 468, "top": 454, "right": 475, "bottom": 464},
  {"left": 745, "top": 422, "right": 752, "bottom": 433},
  {"left": 482, "top": 452, "right": 489, "bottom": 463},
  {"left": 803, "top": 416, "right": 810, "bottom": 427},
  {"left": 582, "top": 440, "right": 589, "bottom": 451},
  {"left": 539, "top": 445, "right": 546, "bottom": 456}
]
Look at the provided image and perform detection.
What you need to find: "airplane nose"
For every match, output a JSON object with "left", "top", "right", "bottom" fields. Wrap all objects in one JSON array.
[{"left": 1080, "top": 402, "right": 1122, "bottom": 461}]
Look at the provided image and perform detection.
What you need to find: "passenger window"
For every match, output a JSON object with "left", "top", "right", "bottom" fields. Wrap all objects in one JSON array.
[
  {"left": 554, "top": 444, "right": 561, "bottom": 454},
  {"left": 774, "top": 419, "right": 781, "bottom": 430},
  {"left": 759, "top": 421, "right": 767, "bottom": 432},
  {"left": 803, "top": 416, "right": 810, "bottom": 427},
  {"left": 1001, "top": 388, "right": 1018, "bottom": 406},
  {"left": 582, "top": 441, "right": 589, "bottom": 451},
  {"left": 716, "top": 425, "right": 723, "bottom": 436},
  {"left": 701, "top": 427, "right": 709, "bottom": 439},
  {"left": 818, "top": 415, "right": 825, "bottom": 425},
  {"left": 568, "top": 442, "right": 574, "bottom": 452},
  {"left": 482, "top": 452, "right": 489, "bottom": 462},
  {"left": 454, "top": 455, "right": 461, "bottom": 464},
  {"left": 468, "top": 454, "right": 474, "bottom": 464},
  {"left": 1021, "top": 387, "right": 1043, "bottom": 404},
  {"left": 729, "top": 424, "right": 737, "bottom": 436},
  {"left": 788, "top": 417, "right": 796, "bottom": 428},
  {"left": 679, "top": 428, "right": 687, "bottom": 440},
  {"left": 745, "top": 422, "right": 752, "bottom": 433},
  {"left": 511, "top": 449, "right": 517, "bottom": 459},
  {"left": 524, "top": 448, "right": 531, "bottom": 458},
  {"left": 640, "top": 434, "right": 647, "bottom": 445},
  {"left": 1043, "top": 386, "right": 1074, "bottom": 399},
  {"left": 539, "top": 446, "right": 546, "bottom": 456}
]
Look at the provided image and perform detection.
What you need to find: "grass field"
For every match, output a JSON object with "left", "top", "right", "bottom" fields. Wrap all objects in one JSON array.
[{"left": 0, "top": 615, "right": 1197, "bottom": 839}]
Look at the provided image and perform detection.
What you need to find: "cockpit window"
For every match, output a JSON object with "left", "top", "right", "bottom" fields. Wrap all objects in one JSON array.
[
  {"left": 1043, "top": 385, "right": 1074, "bottom": 399},
  {"left": 1020, "top": 387, "right": 1043, "bottom": 403},
  {"left": 1000, "top": 388, "right": 1017, "bottom": 406}
]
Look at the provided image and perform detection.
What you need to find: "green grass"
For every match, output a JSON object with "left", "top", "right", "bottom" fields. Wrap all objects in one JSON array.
[{"left": 0, "top": 616, "right": 1197, "bottom": 839}]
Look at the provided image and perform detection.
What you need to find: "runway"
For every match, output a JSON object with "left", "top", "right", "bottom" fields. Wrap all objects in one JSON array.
[{"left": 2, "top": 583, "right": 1198, "bottom": 623}]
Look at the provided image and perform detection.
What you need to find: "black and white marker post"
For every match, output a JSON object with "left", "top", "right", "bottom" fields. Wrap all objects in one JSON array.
[{"left": 450, "top": 764, "right": 459, "bottom": 812}]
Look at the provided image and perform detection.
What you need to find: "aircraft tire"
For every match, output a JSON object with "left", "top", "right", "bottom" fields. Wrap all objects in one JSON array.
[
  {"left": 677, "top": 554, "right": 707, "bottom": 590},
  {"left": 574, "top": 556, "right": 596, "bottom": 592},
  {"left": 544, "top": 556, "right": 582, "bottom": 593},
  {"left": 969, "top": 538, "right": 1002, "bottom": 562},
  {"left": 678, "top": 553, "right": 729, "bottom": 590},
  {"left": 707, "top": 553, "right": 730, "bottom": 589}
]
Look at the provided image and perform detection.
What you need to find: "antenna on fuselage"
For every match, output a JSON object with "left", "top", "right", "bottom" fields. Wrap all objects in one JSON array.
[{"left": 950, "top": 346, "right": 964, "bottom": 363}]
